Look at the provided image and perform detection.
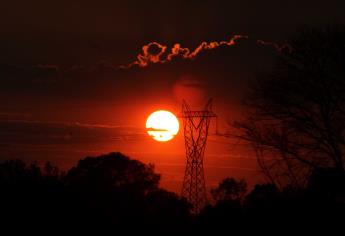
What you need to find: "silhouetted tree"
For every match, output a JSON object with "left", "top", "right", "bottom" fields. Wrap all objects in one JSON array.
[
  {"left": 63, "top": 152, "right": 160, "bottom": 226},
  {"left": 307, "top": 167, "right": 345, "bottom": 201},
  {"left": 0, "top": 159, "right": 62, "bottom": 187},
  {"left": 0, "top": 159, "right": 64, "bottom": 228},
  {"left": 63, "top": 152, "right": 191, "bottom": 230},
  {"left": 65, "top": 152, "right": 160, "bottom": 194},
  {"left": 245, "top": 183, "right": 279, "bottom": 209},
  {"left": 211, "top": 177, "right": 247, "bottom": 202},
  {"left": 44, "top": 161, "right": 60, "bottom": 177},
  {"left": 235, "top": 25, "right": 345, "bottom": 187},
  {"left": 1, "top": 154, "right": 344, "bottom": 232},
  {"left": 144, "top": 189, "right": 191, "bottom": 229},
  {"left": 197, "top": 178, "right": 246, "bottom": 233},
  {"left": 0, "top": 153, "right": 192, "bottom": 232}
]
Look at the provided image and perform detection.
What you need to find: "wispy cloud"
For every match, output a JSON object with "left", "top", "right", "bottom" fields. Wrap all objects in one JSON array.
[
  {"left": 257, "top": 40, "right": 293, "bottom": 53},
  {"left": 118, "top": 35, "right": 248, "bottom": 69},
  {"left": 117, "top": 36, "right": 294, "bottom": 69},
  {"left": 0, "top": 119, "right": 147, "bottom": 145},
  {"left": 0, "top": 112, "right": 32, "bottom": 120}
]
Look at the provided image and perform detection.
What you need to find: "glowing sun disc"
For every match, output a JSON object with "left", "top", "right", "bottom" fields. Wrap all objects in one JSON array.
[{"left": 146, "top": 110, "right": 179, "bottom": 142}]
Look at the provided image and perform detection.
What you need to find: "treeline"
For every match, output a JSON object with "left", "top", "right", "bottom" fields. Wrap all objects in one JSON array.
[{"left": 1, "top": 152, "right": 344, "bottom": 233}]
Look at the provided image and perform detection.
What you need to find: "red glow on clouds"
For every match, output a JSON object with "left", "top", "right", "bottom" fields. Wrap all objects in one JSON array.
[
  {"left": 119, "top": 35, "right": 293, "bottom": 69},
  {"left": 256, "top": 40, "right": 293, "bottom": 53},
  {"left": 119, "top": 35, "right": 248, "bottom": 69}
]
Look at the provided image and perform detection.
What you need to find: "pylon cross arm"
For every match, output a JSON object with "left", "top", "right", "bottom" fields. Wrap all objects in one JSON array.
[{"left": 180, "top": 99, "right": 216, "bottom": 214}]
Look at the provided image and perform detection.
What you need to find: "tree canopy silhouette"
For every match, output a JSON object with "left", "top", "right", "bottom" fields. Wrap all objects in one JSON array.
[
  {"left": 65, "top": 152, "right": 160, "bottom": 194},
  {"left": 0, "top": 154, "right": 344, "bottom": 232},
  {"left": 0, "top": 153, "right": 191, "bottom": 232},
  {"left": 235, "top": 25, "right": 345, "bottom": 187},
  {"left": 211, "top": 177, "right": 247, "bottom": 202}
]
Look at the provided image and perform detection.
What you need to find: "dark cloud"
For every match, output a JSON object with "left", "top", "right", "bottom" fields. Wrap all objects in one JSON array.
[
  {"left": 0, "top": 64, "right": 58, "bottom": 80},
  {"left": 0, "top": 120, "right": 145, "bottom": 143}
]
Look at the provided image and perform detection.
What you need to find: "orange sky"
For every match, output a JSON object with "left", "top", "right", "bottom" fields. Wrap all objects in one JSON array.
[
  {"left": 0, "top": 97, "right": 264, "bottom": 193},
  {"left": 2, "top": 0, "right": 343, "bottom": 194}
]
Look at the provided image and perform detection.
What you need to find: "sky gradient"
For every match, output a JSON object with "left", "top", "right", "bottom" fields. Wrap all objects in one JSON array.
[{"left": 1, "top": 0, "right": 345, "bottom": 192}]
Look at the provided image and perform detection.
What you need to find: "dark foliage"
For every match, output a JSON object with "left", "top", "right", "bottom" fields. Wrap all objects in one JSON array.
[
  {"left": 198, "top": 174, "right": 345, "bottom": 233},
  {"left": 0, "top": 153, "right": 190, "bottom": 233},
  {"left": 235, "top": 25, "right": 345, "bottom": 187},
  {"left": 0, "top": 155, "right": 344, "bottom": 233},
  {"left": 211, "top": 177, "right": 247, "bottom": 202}
]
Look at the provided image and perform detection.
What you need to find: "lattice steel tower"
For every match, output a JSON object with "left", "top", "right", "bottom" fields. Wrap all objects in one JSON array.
[{"left": 180, "top": 99, "right": 216, "bottom": 214}]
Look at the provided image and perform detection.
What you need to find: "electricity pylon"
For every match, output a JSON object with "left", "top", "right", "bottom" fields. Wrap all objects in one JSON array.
[{"left": 180, "top": 99, "right": 216, "bottom": 214}]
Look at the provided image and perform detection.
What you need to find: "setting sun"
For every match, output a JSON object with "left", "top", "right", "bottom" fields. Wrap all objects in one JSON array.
[{"left": 146, "top": 110, "right": 179, "bottom": 142}]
